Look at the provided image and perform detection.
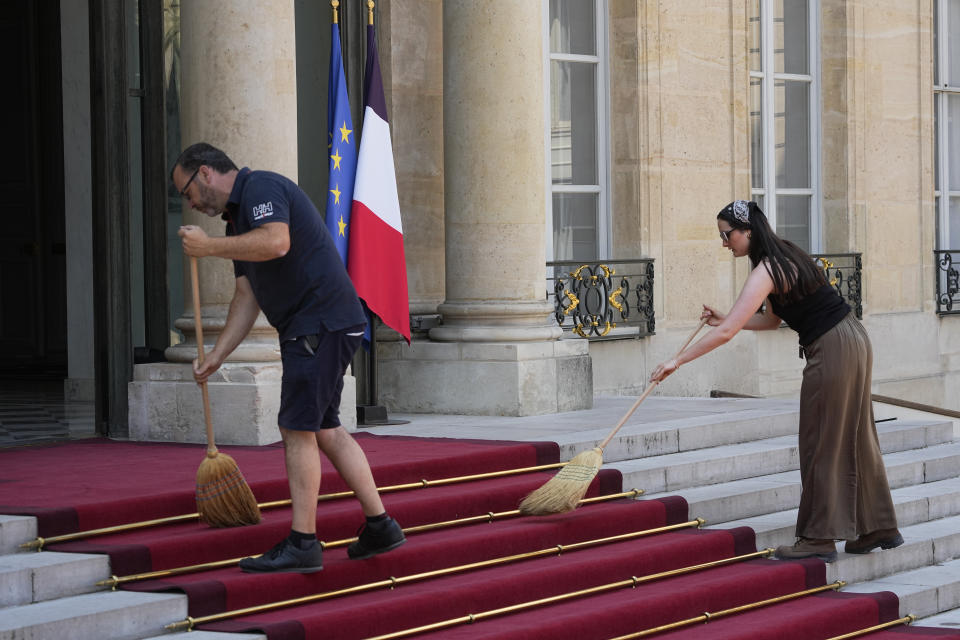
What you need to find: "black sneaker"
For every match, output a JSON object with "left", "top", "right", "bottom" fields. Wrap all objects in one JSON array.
[
  {"left": 347, "top": 517, "right": 406, "bottom": 560},
  {"left": 239, "top": 538, "right": 323, "bottom": 573}
]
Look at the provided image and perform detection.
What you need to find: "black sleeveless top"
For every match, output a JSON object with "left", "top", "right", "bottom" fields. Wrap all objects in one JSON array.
[{"left": 769, "top": 284, "right": 851, "bottom": 347}]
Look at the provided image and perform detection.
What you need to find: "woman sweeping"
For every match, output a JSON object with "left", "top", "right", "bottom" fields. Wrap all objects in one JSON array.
[{"left": 650, "top": 200, "right": 902, "bottom": 562}]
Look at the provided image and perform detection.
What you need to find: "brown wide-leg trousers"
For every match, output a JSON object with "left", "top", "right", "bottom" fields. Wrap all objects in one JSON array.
[{"left": 795, "top": 313, "right": 898, "bottom": 541}]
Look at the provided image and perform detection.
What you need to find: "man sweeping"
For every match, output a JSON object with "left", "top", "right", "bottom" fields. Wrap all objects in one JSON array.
[{"left": 172, "top": 142, "right": 405, "bottom": 573}]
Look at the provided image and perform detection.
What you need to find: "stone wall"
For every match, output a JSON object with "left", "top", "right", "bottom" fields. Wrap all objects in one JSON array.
[{"left": 377, "top": 0, "right": 960, "bottom": 411}]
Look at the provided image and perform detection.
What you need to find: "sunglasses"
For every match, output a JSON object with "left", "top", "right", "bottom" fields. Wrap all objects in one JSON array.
[
  {"left": 179, "top": 167, "right": 200, "bottom": 197},
  {"left": 719, "top": 228, "right": 739, "bottom": 242}
]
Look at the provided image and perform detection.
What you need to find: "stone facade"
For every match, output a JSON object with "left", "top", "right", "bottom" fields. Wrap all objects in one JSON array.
[
  {"left": 373, "top": 0, "right": 958, "bottom": 411},
  {"left": 123, "top": 0, "right": 960, "bottom": 436}
]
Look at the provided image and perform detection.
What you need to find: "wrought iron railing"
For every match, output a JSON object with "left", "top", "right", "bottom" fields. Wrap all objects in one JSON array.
[
  {"left": 935, "top": 250, "right": 960, "bottom": 314},
  {"left": 811, "top": 253, "right": 863, "bottom": 319},
  {"left": 546, "top": 259, "right": 655, "bottom": 339}
]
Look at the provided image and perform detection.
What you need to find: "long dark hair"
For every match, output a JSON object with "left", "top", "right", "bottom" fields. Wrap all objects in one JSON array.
[{"left": 717, "top": 201, "right": 825, "bottom": 303}]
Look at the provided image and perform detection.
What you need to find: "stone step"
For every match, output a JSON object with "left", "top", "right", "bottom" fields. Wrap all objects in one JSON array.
[
  {"left": 843, "top": 556, "right": 960, "bottom": 619},
  {"left": 635, "top": 441, "right": 960, "bottom": 526},
  {"left": 826, "top": 513, "right": 960, "bottom": 584},
  {"left": 0, "top": 590, "right": 186, "bottom": 640},
  {"left": 548, "top": 398, "right": 803, "bottom": 463},
  {"left": 0, "top": 515, "right": 36, "bottom": 555},
  {"left": 0, "top": 551, "right": 110, "bottom": 607},
  {"left": 913, "top": 606, "right": 960, "bottom": 629},
  {"left": 610, "top": 420, "right": 952, "bottom": 495},
  {"left": 709, "top": 477, "right": 960, "bottom": 550}
]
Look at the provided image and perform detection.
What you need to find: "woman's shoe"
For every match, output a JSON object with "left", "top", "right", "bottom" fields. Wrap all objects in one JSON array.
[
  {"left": 843, "top": 528, "right": 903, "bottom": 554},
  {"left": 774, "top": 537, "right": 838, "bottom": 562}
]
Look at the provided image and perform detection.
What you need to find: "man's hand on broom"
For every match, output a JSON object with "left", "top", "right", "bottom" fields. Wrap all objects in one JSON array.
[{"left": 193, "top": 352, "right": 223, "bottom": 385}]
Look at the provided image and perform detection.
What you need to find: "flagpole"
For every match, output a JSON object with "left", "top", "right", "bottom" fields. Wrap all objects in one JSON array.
[
  {"left": 367, "top": 0, "right": 374, "bottom": 25},
  {"left": 332, "top": 0, "right": 338, "bottom": 24}
]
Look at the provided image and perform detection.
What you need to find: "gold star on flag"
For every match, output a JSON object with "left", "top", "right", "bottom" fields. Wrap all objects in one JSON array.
[
  {"left": 338, "top": 214, "right": 347, "bottom": 237},
  {"left": 331, "top": 149, "right": 343, "bottom": 171},
  {"left": 339, "top": 121, "right": 352, "bottom": 143},
  {"left": 330, "top": 184, "right": 341, "bottom": 205}
]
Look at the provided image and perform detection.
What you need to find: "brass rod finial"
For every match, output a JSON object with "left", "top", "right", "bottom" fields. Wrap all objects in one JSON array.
[
  {"left": 331, "top": 0, "right": 339, "bottom": 24},
  {"left": 166, "top": 618, "right": 193, "bottom": 632},
  {"left": 367, "top": 0, "right": 375, "bottom": 25},
  {"left": 20, "top": 538, "right": 43, "bottom": 551},
  {"left": 95, "top": 576, "right": 119, "bottom": 590}
]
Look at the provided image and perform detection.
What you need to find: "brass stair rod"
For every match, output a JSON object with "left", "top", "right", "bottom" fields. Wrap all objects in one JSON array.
[
  {"left": 165, "top": 515, "right": 709, "bottom": 632},
  {"left": 361, "top": 549, "right": 777, "bottom": 640},
  {"left": 101, "top": 489, "right": 645, "bottom": 589},
  {"left": 824, "top": 615, "right": 916, "bottom": 640},
  {"left": 23, "top": 460, "right": 570, "bottom": 550},
  {"left": 322, "top": 489, "right": 645, "bottom": 548},
  {"left": 613, "top": 581, "right": 846, "bottom": 639}
]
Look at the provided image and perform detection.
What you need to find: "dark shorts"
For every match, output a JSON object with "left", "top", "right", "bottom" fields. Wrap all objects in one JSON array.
[{"left": 278, "top": 325, "right": 364, "bottom": 431}]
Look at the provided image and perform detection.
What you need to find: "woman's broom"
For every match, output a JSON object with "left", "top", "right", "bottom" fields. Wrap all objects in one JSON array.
[
  {"left": 190, "top": 255, "right": 261, "bottom": 527},
  {"left": 518, "top": 317, "right": 708, "bottom": 516}
]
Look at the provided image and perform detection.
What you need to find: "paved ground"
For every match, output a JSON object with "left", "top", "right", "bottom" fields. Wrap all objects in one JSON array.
[
  {"left": 359, "top": 395, "right": 802, "bottom": 443},
  {"left": 0, "top": 380, "right": 95, "bottom": 446}
]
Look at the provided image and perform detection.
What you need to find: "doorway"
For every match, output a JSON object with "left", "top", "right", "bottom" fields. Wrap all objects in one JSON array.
[{"left": 0, "top": 0, "right": 67, "bottom": 380}]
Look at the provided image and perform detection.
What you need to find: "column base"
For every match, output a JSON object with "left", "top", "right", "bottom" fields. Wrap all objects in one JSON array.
[
  {"left": 376, "top": 338, "right": 592, "bottom": 416},
  {"left": 128, "top": 363, "right": 358, "bottom": 445}
]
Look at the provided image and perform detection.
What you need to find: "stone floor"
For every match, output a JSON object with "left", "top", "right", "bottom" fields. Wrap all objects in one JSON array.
[{"left": 0, "top": 379, "right": 96, "bottom": 447}]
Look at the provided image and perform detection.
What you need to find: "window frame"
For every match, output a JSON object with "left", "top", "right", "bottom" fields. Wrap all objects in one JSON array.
[
  {"left": 543, "top": 0, "right": 611, "bottom": 263},
  {"left": 935, "top": 0, "right": 960, "bottom": 250},
  {"left": 749, "top": 0, "right": 822, "bottom": 252}
]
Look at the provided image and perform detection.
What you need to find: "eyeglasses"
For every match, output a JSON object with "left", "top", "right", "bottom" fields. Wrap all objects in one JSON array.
[
  {"left": 179, "top": 167, "right": 200, "bottom": 197},
  {"left": 719, "top": 228, "right": 738, "bottom": 242}
]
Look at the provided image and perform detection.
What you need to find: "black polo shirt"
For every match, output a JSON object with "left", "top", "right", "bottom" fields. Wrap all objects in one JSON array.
[{"left": 224, "top": 168, "right": 367, "bottom": 341}]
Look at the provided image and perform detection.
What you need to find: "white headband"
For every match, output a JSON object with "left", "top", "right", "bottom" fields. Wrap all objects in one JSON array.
[{"left": 731, "top": 200, "right": 750, "bottom": 224}]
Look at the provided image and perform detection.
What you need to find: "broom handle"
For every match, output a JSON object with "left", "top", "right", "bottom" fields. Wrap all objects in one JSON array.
[
  {"left": 190, "top": 256, "right": 218, "bottom": 456},
  {"left": 598, "top": 317, "right": 708, "bottom": 451}
]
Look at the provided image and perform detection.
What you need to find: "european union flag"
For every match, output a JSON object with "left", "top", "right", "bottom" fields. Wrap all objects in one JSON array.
[{"left": 325, "top": 21, "right": 357, "bottom": 264}]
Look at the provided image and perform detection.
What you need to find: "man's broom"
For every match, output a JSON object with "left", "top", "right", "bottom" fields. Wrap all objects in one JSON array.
[
  {"left": 190, "top": 255, "right": 261, "bottom": 527},
  {"left": 518, "top": 317, "right": 708, "bottom": 516}
]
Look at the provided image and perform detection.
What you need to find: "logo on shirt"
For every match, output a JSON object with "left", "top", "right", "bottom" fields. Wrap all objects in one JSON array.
[{"left": 252, "top": 201, "right": 274, "bottom": 221}]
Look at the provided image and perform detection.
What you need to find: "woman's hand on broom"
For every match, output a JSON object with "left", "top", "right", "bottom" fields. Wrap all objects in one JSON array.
[
  {"left": 701, "top": 304, "right": 725, "bottom": 326},
  {"left": 649, "top": 358, "right": 680, "bottom": 383}
]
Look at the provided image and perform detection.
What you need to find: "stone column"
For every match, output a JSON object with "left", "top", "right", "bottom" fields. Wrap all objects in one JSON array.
[
  {"left": 165, "top": 0, "right": 298, "bottom": 366},
  {"left": 129, "top": 0, "right": 355, "bottom": 443},
  {"left": 430, "top": 1, "right": 558, "bottom": 344},
  {"left": 377, "top": 0, "right": 592, "bottom": 416}
]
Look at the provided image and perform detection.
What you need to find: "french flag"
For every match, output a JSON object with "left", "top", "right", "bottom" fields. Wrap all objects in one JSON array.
[{"left": 347, "top": 23, "right": 410, "bottom": 343}]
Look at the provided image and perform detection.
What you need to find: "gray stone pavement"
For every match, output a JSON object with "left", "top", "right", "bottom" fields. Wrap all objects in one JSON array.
[{"left": 357, "top": 395, "right": 800, "bottom": 444}]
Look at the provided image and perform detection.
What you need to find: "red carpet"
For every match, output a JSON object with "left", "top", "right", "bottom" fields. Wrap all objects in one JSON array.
[
  {"left": 3, "top": 435, "right": 960, "bottom": 639},
  {"left": 0, "top": 434, "right": 558, "bottom": 536}
]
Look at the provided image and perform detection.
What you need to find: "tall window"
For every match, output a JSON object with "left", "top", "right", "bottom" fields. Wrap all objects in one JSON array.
[
  {"left": 749, "top": 0, "right": 820, "bottom": 252},
  {"left": 935, "top": 0, "right": 960, "bottom": 251},
  {"left": 545, "top": 0, "right": 609, "bottom": 262}
]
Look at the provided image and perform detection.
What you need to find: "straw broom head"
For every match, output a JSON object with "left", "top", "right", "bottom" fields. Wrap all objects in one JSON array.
[
  {"left": 517, "top": 447, "right": 603, "bottom": 516},
  {"left": 196, "top": 450, "right": 261, "bottom": 527},
  {"left": 188, "top": 256, "right": 261, "bottom": 528},
  {"left": 518, "top": 319, "right": 707, "bottom": 518}
]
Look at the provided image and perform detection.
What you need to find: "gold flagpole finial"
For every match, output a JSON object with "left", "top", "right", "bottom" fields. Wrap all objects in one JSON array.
[
  {"left": 367, "top": 0, "right": 375, "bottom": 25},
  {"left": 331, "top": 0, "right": 339, "bottom": 24}
]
